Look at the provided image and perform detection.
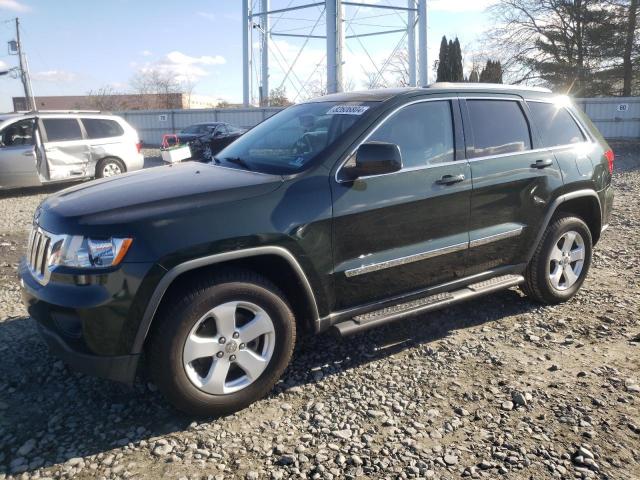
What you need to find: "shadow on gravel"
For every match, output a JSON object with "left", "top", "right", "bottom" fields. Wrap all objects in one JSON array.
[{"left": 0, "top": 288, "right": 535, "bottom": 475}]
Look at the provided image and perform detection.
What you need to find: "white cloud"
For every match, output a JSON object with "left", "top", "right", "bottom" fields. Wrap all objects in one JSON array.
[
  {"left": 31, "top": 70, "right": 76, "bottom": 83},
  {"left": 429, "top": 0, "right": 496, "bottom": 12},
  {"left": 140, "top": 50, "right": 152, "bottom": 57},
  {"left": 136, "top": 51, "right": 226, "bottom": 83},
  {"left": 0, "top": 0, "right": 31, "bottom": 12},
  {"left": 164, "top": 51, "right": 226, "bottom": 67},
  {"left": 197, "top": 11, "right": 215, "bottom": 21}
]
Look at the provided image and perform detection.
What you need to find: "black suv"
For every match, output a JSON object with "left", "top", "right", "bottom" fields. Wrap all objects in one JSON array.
[{"left": 20, "top": 84, "right": 614, "bottom": 416}]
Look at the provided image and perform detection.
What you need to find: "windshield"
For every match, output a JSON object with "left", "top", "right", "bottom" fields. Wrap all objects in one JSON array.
[{"left": 216, "top": 101, "right": 377, "bottom": 174}]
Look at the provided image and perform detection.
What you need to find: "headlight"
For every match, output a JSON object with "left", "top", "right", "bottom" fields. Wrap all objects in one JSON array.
[{"left": 48, "top": 235, "right": 133, "bottom": 269}]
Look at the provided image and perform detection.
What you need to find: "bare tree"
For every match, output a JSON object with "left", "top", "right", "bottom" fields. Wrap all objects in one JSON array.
[
  {"left": 130, "top": 68, "right": 184, "bottom": 109},
  {"left": 485, "top": 0, "right": 638, "bottom": 95},
  {"left": 86, "top": 86, "right": 128, "bottom": 111}
]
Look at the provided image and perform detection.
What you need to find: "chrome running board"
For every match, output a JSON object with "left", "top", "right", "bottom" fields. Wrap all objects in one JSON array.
[{"left": 333, "top": 274, "right": 524, "bottom": 336}]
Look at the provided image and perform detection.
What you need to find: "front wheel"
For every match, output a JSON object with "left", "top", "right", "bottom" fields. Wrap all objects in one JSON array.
[
  {"left": 523, "top": 215, "right": 592, "bottom": 304},
  {"left": 147, "top": 270, "right": 296, "bottom": 416}
]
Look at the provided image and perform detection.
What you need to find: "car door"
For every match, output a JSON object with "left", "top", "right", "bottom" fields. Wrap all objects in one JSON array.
[
  {"left": 461, "top": 96, "right": 564, "bottom": 276},
  {"left": 39, "top": 117, "right": 91, "bottom": 181},
  {"left": 0, "top": 117, "right": 43, "bottom": 188},
  {"left": 331, "top": 97, "right": 471, "bottom": 310}
]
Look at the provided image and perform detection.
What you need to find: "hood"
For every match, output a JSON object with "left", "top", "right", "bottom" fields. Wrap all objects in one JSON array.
[{"left": 38, "top": 162, "right": 283, "bottom": 230}]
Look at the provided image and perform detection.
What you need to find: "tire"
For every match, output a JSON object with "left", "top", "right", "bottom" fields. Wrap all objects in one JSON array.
[
  {"left": 96, "top": 157, "right": 126, "bottom": 178},
  {"left": 523, "top": 215, "right": 592, "bottom": 304},
  {"left": 147, "top": 269, "right": 296, "bottom": 416}
]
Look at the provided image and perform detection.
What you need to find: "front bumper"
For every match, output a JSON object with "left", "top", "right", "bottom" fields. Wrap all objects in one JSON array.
[
  {"left": 37, "top": 321, "right": 140, "bottom": 384},
  {"left": 20, "top": 258, "right": 157, "bottom": 384}
]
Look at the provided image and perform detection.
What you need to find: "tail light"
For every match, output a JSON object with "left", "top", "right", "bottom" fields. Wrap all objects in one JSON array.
[
  {"left": 604, "top": 149, "right": 614, "bottom": 174},
  {"left": 136, "top": 141, "right": 143, "bottom": 153}
]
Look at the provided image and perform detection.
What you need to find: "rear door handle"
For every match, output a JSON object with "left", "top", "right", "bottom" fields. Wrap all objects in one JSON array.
[
  {"left": 22, "top": 150, "right": 34, "bottom": 157},
  {"left": 436, "top": 174, "right": 465, "bottom": 185},
  {"left": 531, "top": 159, "right": 553, "bottom": 169}
]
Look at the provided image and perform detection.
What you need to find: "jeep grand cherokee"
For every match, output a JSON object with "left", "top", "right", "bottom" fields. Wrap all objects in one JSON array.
[{"left": 20, "top": 84, "right": 614, "bottom": 416}]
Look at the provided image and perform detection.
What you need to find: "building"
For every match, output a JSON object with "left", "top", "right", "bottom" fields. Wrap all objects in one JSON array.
[{"left": 12, "top": 93, "right": 221, "bottom": 112}]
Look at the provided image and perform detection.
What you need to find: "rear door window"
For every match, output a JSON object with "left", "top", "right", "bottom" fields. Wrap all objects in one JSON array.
[
  {"left": 466, "top": 100, "right": 532, "bottom": 158},
  {"left": 42, "top": 118, "right": 83, "bottom": 142},
  {"left": 82, "top": 118, "right": 124, "bottom": 139},
  {"left": 526, "top": 102, "right": 586, "bottom": 147}
]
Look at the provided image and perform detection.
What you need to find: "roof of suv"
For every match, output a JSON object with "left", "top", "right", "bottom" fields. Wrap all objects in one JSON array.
[
  {"left": 0, "top": 111, "right": 122, "bottom": 123},
  {"left": 303, "top": 83, "right": 554, "bottom": 103}
]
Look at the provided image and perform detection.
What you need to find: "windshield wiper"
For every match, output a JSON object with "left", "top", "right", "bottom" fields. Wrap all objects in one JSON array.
[{"left": 222, "top": 156, "right": 252, "bottom": 170}]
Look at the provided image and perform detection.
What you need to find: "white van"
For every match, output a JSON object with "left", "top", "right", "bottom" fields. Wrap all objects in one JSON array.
[{"left": 0, "top": 112, "right": 144, "bottom": 189}]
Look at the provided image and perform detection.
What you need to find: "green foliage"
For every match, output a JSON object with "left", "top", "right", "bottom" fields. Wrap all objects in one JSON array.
[
  {"left": 436, "top": 36, "right": 464, "bottom": 82},
  {"left": 479, "top": 60, "right": 503, "bottom": 84}
]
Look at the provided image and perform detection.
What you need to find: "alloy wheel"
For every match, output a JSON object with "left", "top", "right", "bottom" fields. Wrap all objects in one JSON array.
[
  {"left": 102, "top": 162, "right": 122, "bottom": 177},
  {"left": 548, "top": 230, "right": 585, "bottom": 291},
  {"left": 182, "top": 301, "right": 276, "bottom": 395}
]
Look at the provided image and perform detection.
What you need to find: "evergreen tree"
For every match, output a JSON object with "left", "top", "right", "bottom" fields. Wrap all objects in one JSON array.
[
  {"left": 436, "top": 36, "right": 449, "bottom": 82},
  {"left": 469, "top": 69, "right": 480, "bottom": 82},
  {"left": 479, "top": 60, "right": 503, "bottom": 83},
  {"left": 451, "top": 38, "right": 464, "bottom": 81}
]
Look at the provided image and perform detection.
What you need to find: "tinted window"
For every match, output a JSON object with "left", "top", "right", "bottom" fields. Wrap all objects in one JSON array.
[
  {"left": 218, "top": 101, "right": 372, "bottom": 174},
  {"left": 365, "top": 101, "right": 455, "bottom": 168},
  {"left": 82, "top": 118, "right": 124, "bottom": 139},
  {"left": 527, "top": 102, "right": 586, "bottom": 147},
  {"left": 42, "top": 118, "right": 82, "bottom": 142},
  {"left": 467, "top": 100, "right": 531, "bottom": 157},
  {"left": 1, "top": 119, "right": 35, "bottom": 147},
  {"left": 216, "top": 124, "right": 228, "bottom": 135}
]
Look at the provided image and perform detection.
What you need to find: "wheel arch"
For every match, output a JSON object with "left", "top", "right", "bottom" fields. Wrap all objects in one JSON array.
[
  {"left": 132, "top": 246, "right": 320, "bottom": 354},
  {"left": 526, "top": 189, "right": 602, "bottom": 262}
]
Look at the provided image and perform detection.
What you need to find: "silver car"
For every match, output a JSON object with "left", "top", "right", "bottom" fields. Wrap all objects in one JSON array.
[{"left": 0, "top": 112, "right": 144, "bottom": 190}]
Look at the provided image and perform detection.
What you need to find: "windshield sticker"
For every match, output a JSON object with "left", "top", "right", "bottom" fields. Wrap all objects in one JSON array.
[{"left": 326, "top": 105, "right": 370, "bottom": 115}]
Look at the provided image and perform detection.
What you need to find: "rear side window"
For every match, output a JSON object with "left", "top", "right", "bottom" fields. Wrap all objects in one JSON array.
[
  {"left": 527, "top": 102, "right": 586, "bottom": 147},
  {"left": 42, "top": 118, "right": 82, "bottom": 142},
  {"left": 466, "top": 100, "right": 532, "bottom": 158},
  {"left": 82, "top": 118, "right": 124, "bottom": 139},
  {"left": 366, "top": 100, "right": 455, "bottom": 168}
]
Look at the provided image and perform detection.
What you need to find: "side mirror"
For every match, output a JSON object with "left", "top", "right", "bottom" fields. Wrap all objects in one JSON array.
[{"left": 348, "top": 142, "right": 402, "bottom": 179}]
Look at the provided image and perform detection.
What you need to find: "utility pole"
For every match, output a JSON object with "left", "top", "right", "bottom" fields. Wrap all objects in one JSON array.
[
  {"left": 418, "top": 0, "right": 428, "bottom": 87},
  {"left": 326, "top": 0, "right": 343, "bottom": 94},
  {"left": 15, "top": 18, "right": 36, "bottom": 111},
  {"left": 261, "top": 0, "right": 269, "bottom": 106},
  {"left": 408, "top": 0, "right": 416, "bottom": 87},
  {"left": 242, "top": 0, "right": 251, "bottom": 107}
]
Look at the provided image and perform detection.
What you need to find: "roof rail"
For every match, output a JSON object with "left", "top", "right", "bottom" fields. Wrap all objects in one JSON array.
[{"left": 427, "top": 82, "right": 553, "bottom": 93}]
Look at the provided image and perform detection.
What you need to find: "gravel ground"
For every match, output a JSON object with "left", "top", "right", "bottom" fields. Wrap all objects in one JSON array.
[{"left": 0, "top": 144, "right": 638, "bottom": 480}]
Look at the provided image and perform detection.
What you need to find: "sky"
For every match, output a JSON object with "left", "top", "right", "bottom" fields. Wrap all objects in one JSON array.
[{"left": 0, "top": 0, "right": 495, "bottom": 112}]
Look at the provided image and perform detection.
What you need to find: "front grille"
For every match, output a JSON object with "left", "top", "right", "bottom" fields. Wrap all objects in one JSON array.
[{"left": 26, "top": 226, "right": 52, "bottom": 284}]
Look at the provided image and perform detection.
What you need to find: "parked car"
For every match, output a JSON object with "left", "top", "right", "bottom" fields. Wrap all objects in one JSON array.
[
  {"left": 0, "top": 112, "right": 143, "bottom": 189},
  {"left": 176, "top": 123, "right": 219, "bottom": 144},
  {"left": 20, "top": 85, "right": 614, "bottom": 416},
  {"left": 185, "top": 122, "right": 245, "bottom": 161}
]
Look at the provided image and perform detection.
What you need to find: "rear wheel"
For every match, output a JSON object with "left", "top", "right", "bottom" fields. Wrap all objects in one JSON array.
[
  {"left": 523, "top": 215, "right": 592, "bottom": 304},
  {"left": 96, "top": 157, "right": 126, "bottom": 178},
  {"left": 147, "top": 270, "right": 296, "bottom": 416}
]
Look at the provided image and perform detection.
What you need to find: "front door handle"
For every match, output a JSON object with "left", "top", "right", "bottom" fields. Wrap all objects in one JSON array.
[
  {"left": 22, "top": 150, "right": 34, "bottom": 157},
  {"left": 531, "top": 159, "right": 553, "bottom": 169},
  {"left": 436, "top": 174, "right": 465, "bottom": 185}
]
